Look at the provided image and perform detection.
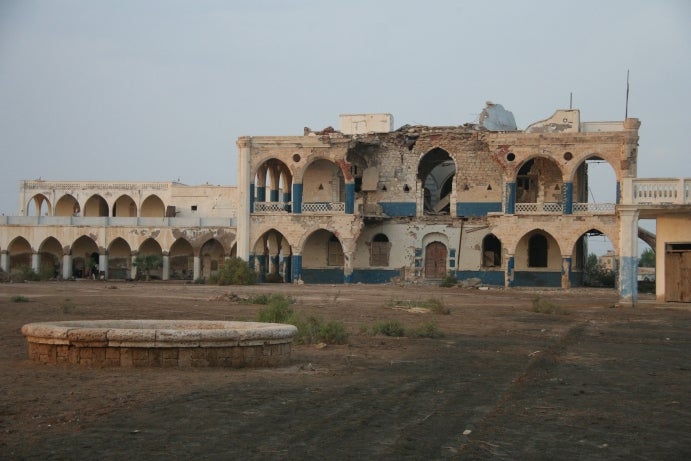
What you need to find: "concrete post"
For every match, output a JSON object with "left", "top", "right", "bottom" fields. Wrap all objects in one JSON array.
[
  {"left": 343, "top": 251, "right": 353, "bottom": 284},
  {"left": 99, "top": 254, "right": 107, "bottom": 280},
  {"left": 62, "top": 254, "right": 72, "bottom": 279},
  {"left": 162, "top": 254, "right": 170, "bottom": 281},
  {"left": 0, "top": 251, "right": 8, "bottom": 272},
  {"left": 32, "top": 252, "right": 39, "bottom": 273},
  {"left": 237, "top": 137, "right": 252, "bottom": 261},
  {"left": 561, "top": 256, "right": 572, "bottom": 289},
  {"left": 618, "top": 208, "right": 639, "bottom": 306},
  {"left": 131, "top": 255, "right": 138, "bottom": 280},
  {"left": 193, "top": 256, "right": 201, "bottom": 281},
  {"left": 506, "top": 255, "right": 515, "bottom": 287},
  {"left": 291, "top": 254, "right": 302, "bottom": 283}
]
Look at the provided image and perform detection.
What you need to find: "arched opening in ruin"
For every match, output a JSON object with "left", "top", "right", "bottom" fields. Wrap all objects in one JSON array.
[
  {"left": 302, "top": 159, "right": 345, "bottom": 213},
  {"left": 55, "top": 194, "right": 80, "bottom": 217},
  {"left": 71, "top": 236, "right": 99, "bottom": 279},
  {"left": 572, "top": 156, "right": 618, "bottom": 213},
  {"left": 514, "top": 230, "right": 562, "bottom": 287},
  {"left": 253, "top": 229, "right": 292, "bottom": 283},
  {"left": 482, "top": 234, "right": 502, "bottom": 267},
  {"left": 8, "top": 236, "right": 32, "bottom": 273},
  {"left": 572, "top": 229, "right": 616, "bottom": 287},
  {"left": 418, "top": 148, "right": 455, "bottom": 215},
  {"left": 107, "top": 238, "right": 132, "bottom": 280},
  {"left": 169, "top": 238, "right": 193, "bottom": 280},
  {"left": 200, "top": 239, "right": 225, "bottom": 280},
  {"left": 137, "top": 238, "right": 163, "bottom": 280},
  {"left": 83, "top": 194, "right": 109, "bottom": 217},
  {"left": 515, "top": 157, "right": 564, "bottom": 214},
  {"left": 26, "top": 194, "right": 52, "bottom": 217},
  {"left": 301, "top": 229, "right": 344, "bottom": 283},
  {"left": 140, "top": 195, "right": 165, "bottom": 218},
  {"left": 113, "top": 194, "right": 137, "bottom": 217},
  {"left": 38, "top": 237, "right": 62, "bottom": 279},
  {"left": 254, "top": 159, "right": 292, "bottom": 212}
]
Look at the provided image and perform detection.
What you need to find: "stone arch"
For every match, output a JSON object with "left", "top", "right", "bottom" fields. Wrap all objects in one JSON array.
[
  {"left": 72, "top": 235, "right": 99, "bottom": 278},
  {"left": 482, "top": 234, "right": 502, "bottom": 267},
  {"left": 38, "top": 236, "right": 62, "bottom": 278},
  {"left": 140, "top": 195, "right": 165, "bottom": 217},
  {"left": 513, "top": 156, "right": 565, "bottom": 208},
  {"left": 199, "top": 239, "right": 226, "bottom": 280},
  {"left": 8, "top": 236, "right": 32, "bottom": 272},
  {"left": 84, "top": 194, "right": 109, "bottom": 217},
  {"left": 570, "top": 228, "right": 617, "bottom": 287},
  {"left": 253, "top": 228, "right": 293, "bottom": 282},
  {"left": 301, "top": 159, "right": 345, "bottom": 206},
  {"left": 26, "top": 194, "right": 52, "bottom": 217},
  {"left": 169, "top": 238, "right": 194, "bottom": 280},
  {"left": 513, "top": 229, "right": 562, "bottom": 287},
  {"left": 421, "top": 232, "right": 450, "bottom": 279},
  {"left": 107, "top": 238, "right": 132, "bottom": 279},
  {"left": 301, "top": 228, "right": 344, "bottom": 283},
  {"left": 570, "top": 154, "right": 619, "bottom": 207},
  {"left": 418, "top": 147, "right": 456, "bottom": 215},
  {"left": 55, "top": 194, "right": 80, "bottom": 217},
  {"left": 113, "top": 194, "right": 138, "bottom": 217},
  {"left": 253, "top": 158, "right": 293, "bottom": 205},
  {"left": 137, "top": 238, "right": 164, "bottom": 280}
]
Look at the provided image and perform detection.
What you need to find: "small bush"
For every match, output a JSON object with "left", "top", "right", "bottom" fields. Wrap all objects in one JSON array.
[
  {"left": 11, "top": 295, "right": 29, "bottom": 303},
  {"left": 291, "top": 316, "right": 348, "bottom": 345},
  {"left": 319, "top": 321, "right": 349, "bottom": 344},
  {"left": 247, "top": 293, "right": 272, "bottom": 305},
  {"left": 439, "top": 274, "right": 457, "bottom": 288},
  {"left": 216, "top": 257, "right": 257, "bottom": 285},
  {"left": 407, "top": 321, "right": 444, "bottom": 338},
  {"left": 531, "top": 295, "right": 566, "bottom": 315},
  {"left": 9, "top": 266, "right": 39, "bottom": 283},
  {"left": 255, "top": 294, "right": 294, "bottom": 323},
  {"left": 372, "top": 320, "right": 405, "bottom": 337}
]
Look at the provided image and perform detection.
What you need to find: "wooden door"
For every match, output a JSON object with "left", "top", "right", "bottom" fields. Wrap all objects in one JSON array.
[
  {"left": 425, "top": 242, "right": 447, "bottom": 279},
  {"left": 665, "top": 250, "right": 691, "bottom": 302}
]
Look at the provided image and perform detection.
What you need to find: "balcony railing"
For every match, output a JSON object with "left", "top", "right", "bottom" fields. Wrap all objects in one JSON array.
[
  {"left": 515, "top": 202, "right": 563, "bottom": 214},
  {"left": 0, "top": 216, "right": 236, "bottom": 227},
  {"left": 573, "top": 202, "right": 616, "bottom": 214},
  {"left": 628, "top": 178, "right": 691, "bottom": 205},
  {"left": 253, "top": 201, "right": 291, "bottom": 213},
  {"left": 302, "top": 202, "right": 345, "bottom": 213}
]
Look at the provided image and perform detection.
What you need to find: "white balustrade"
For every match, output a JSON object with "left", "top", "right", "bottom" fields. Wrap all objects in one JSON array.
[
  {"left": 515, "top": 202, "right": 562, "bottom": 214},
  {"left": 302, "top": 202, "right": 345, "bottom": 213},
  {"left": 573, "top": 202, "right": 615, "bottom": 214},
  {"left": 253, "top": 202, "right": 291, "bottom": 213}
]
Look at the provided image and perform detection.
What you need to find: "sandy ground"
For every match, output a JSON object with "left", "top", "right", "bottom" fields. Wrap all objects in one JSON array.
[{"left": 0, "top": 281, "right": 689, "bottom": 460}]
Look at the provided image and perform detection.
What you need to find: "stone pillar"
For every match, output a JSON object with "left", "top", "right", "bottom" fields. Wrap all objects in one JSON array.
[
  {"left": 563, "top": 182, "right": 573, "bottom": 215},
  {"left": 506, "top": 255, "right": 515, "bottom": 287},
  {"left": 0, "top": 250, "right": 8, "bottom": 272},
  {"left": 193, "top": 256, "right": 201, "bottom": 281},
  {"left": 162, "top": 254, "right": 170, "bottom": 281},
  {"left": 236, "top": 137, "right": 252, "bottom": 261},
  {"left": 131, "top": 255, "right": 138, "bottom": 280},
  {"left": 32, "top": 252, "right": 39, "bottom": 273},
  {"left": 256, "top": 254, "right": 266, "bottom": 282},
  {"left": 561, "top": 256, "right": 572, "bottom": 289},
  {"left": 618, "top": 208, "right": 639, "bottom": 306},
  {"left": 283, "top": 255, "right": 292, "bottom": 283},
  {"left": 345, "top": 183, "right": 355, "bottom": 214},
  {"left": 62, "top": 254, "right": 72, "bottom": 279},
  {"left": 99, "top": 254, "right": 108, "bottom": 280},
  {"left": 343, "top": 251, "right": 354, "bottom": 284},
  {"left": 291, "top": 254, "right": 302, "bottom": 283},
  {"left": 506, "top": 182, "right": 516, "bottom": 214},
  {"left": 292, "top": 183, "right": 303, "bottom": 214}
]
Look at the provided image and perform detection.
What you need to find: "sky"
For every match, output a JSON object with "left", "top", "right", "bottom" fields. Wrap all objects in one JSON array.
[{"left": 1, "top": 0, "right": 689, "bottom": 250}]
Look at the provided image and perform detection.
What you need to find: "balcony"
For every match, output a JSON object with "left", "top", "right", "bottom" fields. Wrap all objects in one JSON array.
[
  {"left": 629, "top": 178, "right": 691, "bottom": 205},
  {"left": 253, "top": 202, "right": 291, "bottom": 213},
  {"left": 573, "top": 202, "right": 616, "bottom": 214},
  {"left": 302, "top": 202, "right": 345, "bottom": 213},
  {"left": 515, "top": 202, "right": 563, "bottom": 214}
]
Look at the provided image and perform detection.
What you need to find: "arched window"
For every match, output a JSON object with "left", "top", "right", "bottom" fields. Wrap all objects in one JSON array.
[
  {"left": 370, "top": 233, "right": 391, "bottom": 266},
  {"left": 528, "top": 234, "right": 548, "bottom": 267},
  {"left": 482, "top": 234, "right": 502, "bottom": 267}
]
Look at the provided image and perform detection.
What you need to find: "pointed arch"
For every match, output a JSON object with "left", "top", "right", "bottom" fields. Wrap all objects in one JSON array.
[
  {"left": 199, "top": 239, "right": 225, "bottom": 280},
  {"left": 482, "top": 234, "right": 502, "bottom": 267},
  {"left": 26, "top": 194, "right": 52, "bottom": 217},
  {"left": 38, "top": 236, "right": 62, "bottom": 278},
  {"left": 253, "top": 228, "right": 293, "bottom": 282},
  {"left": 7, "top": 236, "right": 32, "bottom": 272},
  {"left": 301, "top": 229, "right": 344, "bottom": 283},
  {"left": 514, "top": 156, "right": 565, "bottom": 214},
  {"left": 84, "top": 194, "right": 109, "bottom": 217},
  {"left": 113, "top": 194, "right": 137, "bottom": 217},
  {"left": 513, "top": 229, "right": 562, "bottom": 287},
  {"left": 141, "top": 195, "right": 165, "bottom": 217},
  {"left": 55, "top": 194, "right": 80, "bottom": 216},
  {"left": 72, "top": 235, "right": 99, "bottom": 278},
  {"left": 418, "top": 147, "right": 455, "bottom": 215},
  {"left": 108, "top": 238, "right": 132, "bottom": 279},
  {"left": 169, "top": 238, "right": 194, "bottom": 280}
]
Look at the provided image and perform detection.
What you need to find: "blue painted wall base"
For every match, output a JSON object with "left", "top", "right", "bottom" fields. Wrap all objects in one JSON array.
[
  {"left": 351, "top": 269, "right": 402, "bottom": 284},
  {"left": 455, "top": 271, "right": 505, "bottom": 285},
  {"left": 514, "top": 271, "right": 562, "bottom": 287}
]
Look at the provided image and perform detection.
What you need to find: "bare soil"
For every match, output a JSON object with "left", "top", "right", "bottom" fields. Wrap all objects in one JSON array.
[{"left": 1, "top": 281, "right": 689, "bottom": 460}]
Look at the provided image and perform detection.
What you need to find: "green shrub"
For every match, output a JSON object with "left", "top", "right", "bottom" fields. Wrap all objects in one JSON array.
[
  {"left": 290, "top": 315, "right": 348, "bottom": 345},
  {"left": 319, "top": 321, "right": 349, "bottom": 344},
  {"left": 407, "top": 321, "right": 444, "bottom": 338},
  {"left": 216, "top": 257, "right": 257, "bottom": 285},
  {"left": 372, "top": 320, "right": 405, "bottom": 337},
  {"left": 255, "top": 294, "right": 294, "bottom": 323},
  {"left": 531, "top": 295, "right": 566, "bottom": 315},
  {"left": 11, "top": 295, "right": 29, "bottom": 303},
  {"left": 439, "top": 274, "right": 457, "bottom": 287},
  {"left": 247, "top": 293, "right": 272, "bottom": 305},
  {"left": 9, "top": 266, "right": 39, "bottom": 283}
]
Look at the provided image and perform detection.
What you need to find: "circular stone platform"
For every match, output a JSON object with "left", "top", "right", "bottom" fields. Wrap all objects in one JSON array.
[{"left": 21, "top": 320, "right": 297, "bottom": 368}]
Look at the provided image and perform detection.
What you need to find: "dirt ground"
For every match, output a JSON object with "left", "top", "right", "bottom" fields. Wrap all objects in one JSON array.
[{"left": 0, "top": 281, "right": 689, "bottom": 460}]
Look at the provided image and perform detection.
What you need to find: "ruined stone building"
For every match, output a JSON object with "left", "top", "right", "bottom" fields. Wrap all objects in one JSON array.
[{"left": 1, "top": 104, "right": 690, "bottom": 304}]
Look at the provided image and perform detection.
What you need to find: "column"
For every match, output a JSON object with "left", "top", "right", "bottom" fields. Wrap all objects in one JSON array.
[
  {"left": 131, "top": 255, "right": 138, "bottom": 280},
  {"left": 236, "top": 137, "right": 252, "bottom": 260},
  {"left": 256, "top": 254, "right": 266, "bottom": 282},
  {"left": 505, "top": 255, "right": 515, "bottom": 287},
  {"left": 506, "top": 182, "right": 516, "bottom": 214},
  {"left": 292, "top": 183, "right": 303, "bottom": 214},
  {"left": 162, "top": 254, "right": 170, "bottom": 281},
  {"left": 62, "top": 254, "right": 72, "bottom": 280},
  {"left": 345, "top": 183, "right": 355, "bottom": 214},
  {"left": 563, "top": 182, "right": 573, "bottom": 214},
  {"left": 0, "top": 250, "right": 8, "bottom": 272},
  {"left": 99, "top": 254, "right": 108, "bottom": 280},
  {"left": 561, "top": 256, "right": 572, "bottom": 289},
  {"left": 291, "top": 254, "right": 302, "bottom": 283},
  {"left": 31, "top": 252, "right": 39, "bottom": 273},
  {"left": 343, "top": 251, "right": 353, "bottom": 284},
  {"left": 193, "top": 255, "right": 201, "bottom": 281},
  {"left": 618, "top": 208, "right": 639, "bottom": 306}
]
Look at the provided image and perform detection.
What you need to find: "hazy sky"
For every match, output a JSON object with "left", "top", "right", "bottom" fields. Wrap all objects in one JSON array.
[{"left": 1, "top": 0, "right": 689, "bottom": 218}]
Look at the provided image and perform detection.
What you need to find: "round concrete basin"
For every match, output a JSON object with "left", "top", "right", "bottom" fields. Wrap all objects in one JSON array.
[{"left": 21, "top": 320, "right": 297, "bottom": 367}]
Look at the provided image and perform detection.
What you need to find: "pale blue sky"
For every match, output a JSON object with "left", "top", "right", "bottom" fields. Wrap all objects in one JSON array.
[{"left": 1, "top": 0, "right": 689, "bottom": 224}]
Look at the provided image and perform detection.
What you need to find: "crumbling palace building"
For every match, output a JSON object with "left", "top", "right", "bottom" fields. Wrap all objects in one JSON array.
[{"left": 2, "top": 105, "right": 690, "bottom": 304}]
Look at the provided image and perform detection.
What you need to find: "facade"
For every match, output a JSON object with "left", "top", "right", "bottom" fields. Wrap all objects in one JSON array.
[{"left": 1, "top": 104, "right": 690, "bottom": 304}]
